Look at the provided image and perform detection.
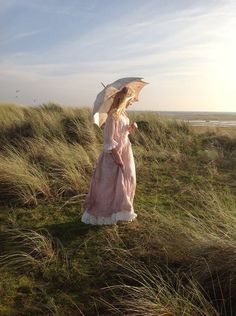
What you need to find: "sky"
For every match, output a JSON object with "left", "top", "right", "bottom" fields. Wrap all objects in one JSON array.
[{"left": 0, "top": 0, "right": 236, "bottom": 112}]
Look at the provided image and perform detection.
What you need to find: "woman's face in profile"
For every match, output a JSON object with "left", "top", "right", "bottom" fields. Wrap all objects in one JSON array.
[{"left": 126, "top": 99, "right": 134, "bottom": 108}]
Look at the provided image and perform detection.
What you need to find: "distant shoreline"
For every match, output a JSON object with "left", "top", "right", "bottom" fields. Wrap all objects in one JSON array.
[
  {"left": 128, "top": 110, "right": 236, "bottom": 115},
  {"left": 128, "top": 110, "right": 236, "bottom": 127}
]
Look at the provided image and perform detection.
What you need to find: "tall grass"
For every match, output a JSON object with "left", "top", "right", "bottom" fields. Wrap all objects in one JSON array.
[
  {"left": 0, "top": 103, "right": 236, "bottom": 315},
  {"left": 0, "top": 228, "right": 68, "bottom": 270},
  {"left": 0, "top": 104, "right": 102, "bottom": 205},
  {"left": 0, "top": 147, "right": 51, "bottom": 205},
  {"left": 99, "top": 259, "right": 220, "bottom": 316},
  {"left": 94, "top": 189, "right": 236, "bottom": 315}
]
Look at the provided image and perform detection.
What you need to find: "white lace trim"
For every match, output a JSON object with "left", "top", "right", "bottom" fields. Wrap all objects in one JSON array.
[
  {"left": 104, "top": 139, "right": 119, "bottom": 153},
  {"left": 81, "top": 209, "right": 137, "bottom": 225}
]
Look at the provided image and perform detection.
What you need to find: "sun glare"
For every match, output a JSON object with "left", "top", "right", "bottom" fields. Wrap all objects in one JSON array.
[{"left": 207, "top": 20, "right": 236, "bottom": 109}]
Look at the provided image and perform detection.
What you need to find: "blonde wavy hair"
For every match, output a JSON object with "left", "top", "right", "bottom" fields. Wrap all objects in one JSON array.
[{"left": 109, "top": 87, "right": 135, "bottom": 120}]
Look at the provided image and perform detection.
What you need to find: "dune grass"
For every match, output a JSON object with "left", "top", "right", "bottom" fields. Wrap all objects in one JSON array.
[{"left": 0, "top": 102, "right": 236, "bottom": 315}]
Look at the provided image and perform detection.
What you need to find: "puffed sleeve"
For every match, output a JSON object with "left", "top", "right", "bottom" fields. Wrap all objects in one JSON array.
[{"left": 103, "top": 114, "right": 118, "bottom": 153}]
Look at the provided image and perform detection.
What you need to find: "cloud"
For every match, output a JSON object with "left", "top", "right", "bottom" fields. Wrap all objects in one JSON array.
[
  {"left": 2, "top": 29, "right": 47, "bottom": 44},
  {"left": 0, "top": 0, "right": 28, "bottom": 14},
  {"left": 1, "top": 0, "right": 236, "bottom": 111},
  {"left": 14, "top": 1, "right": 231, "bottom": 68},
  {"left": 0, "top": 0, "right": 99, "bottom": 16}
]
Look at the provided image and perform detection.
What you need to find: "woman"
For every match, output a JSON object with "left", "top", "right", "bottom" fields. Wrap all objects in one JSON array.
[{"left": 81, "top": 86, "right": 138, "bottom": 225}]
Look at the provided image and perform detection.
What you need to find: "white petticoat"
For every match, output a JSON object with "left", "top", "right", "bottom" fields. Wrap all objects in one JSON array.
[{"left": 81, "top": 209, "right": 137, "bottom": 225}]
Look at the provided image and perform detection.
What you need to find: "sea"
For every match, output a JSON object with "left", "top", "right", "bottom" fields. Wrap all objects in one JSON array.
[{"left": 131, "top": 111, "right": 236, "bottom": 127}]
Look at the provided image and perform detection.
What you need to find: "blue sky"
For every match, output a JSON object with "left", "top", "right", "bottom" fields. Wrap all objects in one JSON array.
[{"left": 0, "top": 0, "right": 236, "bottom": 111}]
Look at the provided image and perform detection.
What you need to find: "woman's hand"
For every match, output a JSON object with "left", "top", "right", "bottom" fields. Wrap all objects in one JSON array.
[
  {"left": 115, "top": 156, "right": 124, "bottom": 167},
  {"left": 111, "top": 148, "right": 124, "bottom": 167},
  {"left": 128, "top": 122, "right": 138, "bottom": 132}
]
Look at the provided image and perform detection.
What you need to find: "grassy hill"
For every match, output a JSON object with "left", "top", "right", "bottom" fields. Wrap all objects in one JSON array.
[{"left": 0, "top": 103, "right": 236, "bottom": 316}]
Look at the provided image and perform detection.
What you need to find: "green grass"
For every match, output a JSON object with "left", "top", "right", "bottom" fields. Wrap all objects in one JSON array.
[{"left": 0, "top": 102, "right": 236, "bottom": 315}]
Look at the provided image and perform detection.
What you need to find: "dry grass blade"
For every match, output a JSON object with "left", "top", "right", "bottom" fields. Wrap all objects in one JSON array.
[
  {"left": 97, "top": 258, "right": 220, "bottom": 316},
  {"left": 0, "top": 228, "right": 68, "bottom": 270}
]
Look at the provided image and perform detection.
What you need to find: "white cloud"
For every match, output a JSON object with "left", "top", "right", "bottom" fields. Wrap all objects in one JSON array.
[
  {"left": 1, "top": 0, "right": 236, "bottom": 111},
  {"left": 1, "top": 29, "right": 47, "bottom": 43}
]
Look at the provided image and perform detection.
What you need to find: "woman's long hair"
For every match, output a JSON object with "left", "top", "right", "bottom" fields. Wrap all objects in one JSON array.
[{"left": 109, "top": 87, "right": 135, "bottom": 120}]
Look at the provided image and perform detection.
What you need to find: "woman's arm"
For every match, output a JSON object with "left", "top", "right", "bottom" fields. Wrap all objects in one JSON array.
[
  {"left": 104, "top": 113, "right": 123, "bottom": 167},
  {"left": 111, "top": 148, "right": 123, "bottom": 167}
]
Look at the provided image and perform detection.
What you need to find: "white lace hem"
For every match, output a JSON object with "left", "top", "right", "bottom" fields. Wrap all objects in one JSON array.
[{"left": 81, "top": 209, "right": 137, "bottom": 225}]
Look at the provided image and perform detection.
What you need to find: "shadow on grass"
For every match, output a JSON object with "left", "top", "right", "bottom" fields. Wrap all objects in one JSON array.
[{"left": 42, "top": 216, "right": 101, "bottom": 245}]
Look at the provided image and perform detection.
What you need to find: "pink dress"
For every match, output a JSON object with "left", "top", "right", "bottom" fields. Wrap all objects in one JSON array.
[{"left": 81, "top": 110, "right": 137, "bottom": 225}]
